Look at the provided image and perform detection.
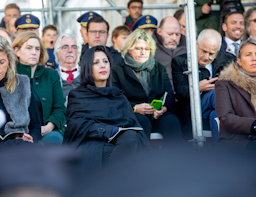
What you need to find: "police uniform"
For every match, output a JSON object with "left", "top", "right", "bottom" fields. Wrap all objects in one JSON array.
[
  {"left": 15, "top": 14, "right": 40, "bottom": 31},
  {"left": 77, "top": 11, "right": 101, "bottom": 28},
  {"left": 132, "top": 15, "right": 158, "bottom": 31}
]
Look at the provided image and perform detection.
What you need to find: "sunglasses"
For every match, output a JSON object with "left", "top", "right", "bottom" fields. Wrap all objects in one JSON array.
[{"left": 250, "top": 18, "right": 256, "bottom": 23}]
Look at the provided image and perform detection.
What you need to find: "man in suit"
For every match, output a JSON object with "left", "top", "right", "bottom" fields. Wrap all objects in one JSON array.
[
  {"left": 172, "top": 29, "right": 232, "bottom": 141},
  {"left": 54, "top": 34, "right": 81, "bottom": 104},
  {"left": 220, "top": 11, "right": 244, "bottom": 62},
  {"left": 81, "top": 16, "right": 123, "bottom": 66}
]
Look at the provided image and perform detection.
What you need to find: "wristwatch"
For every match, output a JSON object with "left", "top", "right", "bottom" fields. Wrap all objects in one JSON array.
[{"left": 133, "top": 105, "right": 137, "bottom": 113}]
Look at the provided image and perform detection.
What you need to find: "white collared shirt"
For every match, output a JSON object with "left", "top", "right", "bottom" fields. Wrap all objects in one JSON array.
[
  {"left": 59, "top": 65, "right": 80, "bottom": 81},
  {"left": 224, "top": 37, "right": 241, "bottom": 54},
  {"left": 205, "top": 63, "right": 213, "bottom": 78}
]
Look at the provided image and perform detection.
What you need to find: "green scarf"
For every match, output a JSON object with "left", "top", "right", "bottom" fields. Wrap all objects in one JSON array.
[{"left": 124, "top": 53, "right": 155, "bottom": 96}]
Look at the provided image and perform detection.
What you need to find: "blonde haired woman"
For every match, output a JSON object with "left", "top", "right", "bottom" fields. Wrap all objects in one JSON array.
[
  {"left": 0, "top": 36, "right": 41, "bottom": 143},
  {"left": 12, "top": 32, "right": 66, "bottom": 144},
  {"left": 112, "top": 29, "right": 182, "bottom": 145}
]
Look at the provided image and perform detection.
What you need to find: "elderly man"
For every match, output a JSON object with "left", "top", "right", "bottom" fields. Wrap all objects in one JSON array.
[
  {"left": 220, "top": 11, "right": 244, "bottom": 62},
  {"left": 81, "top": 16, "right": 122, "bottom": 66},
  {"left": 54, "top": 34, "right": 81, "bottom": 102},
  {"left": 152, "top": 16, "right": 187, "bottom": 90},
  {"left": 172, "top": 29, "right": 232, "bottom": 141}
]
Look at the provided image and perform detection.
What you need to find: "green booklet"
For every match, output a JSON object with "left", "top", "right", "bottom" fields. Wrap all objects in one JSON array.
[{"left": 150, "top": 92, "right": 168, "bottom": 110}]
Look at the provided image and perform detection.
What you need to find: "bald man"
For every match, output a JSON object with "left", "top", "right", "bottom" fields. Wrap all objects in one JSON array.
[
  {"left": 172, "top": 29, "right": 232, "bottom": 141},
  {"left": 152, "top": 16, "right": 187, "bottom": 90}
]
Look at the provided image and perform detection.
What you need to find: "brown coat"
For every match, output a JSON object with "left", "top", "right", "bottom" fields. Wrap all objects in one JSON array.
[{"left": 215, "top": 62, "right": 256, "bottom": 147}]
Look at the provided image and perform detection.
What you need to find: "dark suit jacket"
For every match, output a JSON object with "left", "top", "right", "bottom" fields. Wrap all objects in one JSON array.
[
  {"left": 220, "top": 37, "right": 237, "bottom": 62},
  {"left": 112, "top": 61, "right": 176, "bottom": 114},
  {"left": 172, "top": 52, "right": 231, "bottom": 112},
  {"left": 81, "top": 44, "right": 123, "bottom": 66}
]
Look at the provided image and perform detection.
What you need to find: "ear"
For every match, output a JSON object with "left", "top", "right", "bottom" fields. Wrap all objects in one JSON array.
[
  {"left": 157, "top": 28, "right": 161, "bottom": 36},
  {"left": 237, "top": 58, "right": 241, "bottom": 67},
  {"left": 222, "top": 23, "right": 227, "bottom": 32},
  {"left": 107, "top": 33, "right": 109, "bottom": 38},
  {"left": 112, "top": 36, "right": 117, "bottom": 43},
  {"left": 14, "top": 47, "right": 20, "bottom": 57},
  {"left": 126, "top": 8, "right": 130, "bottom": 15},
  {"left": 3, "top": 16, "right": 7, "bottom": 23}
]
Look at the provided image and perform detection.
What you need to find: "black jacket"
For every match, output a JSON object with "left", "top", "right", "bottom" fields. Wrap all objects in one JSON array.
[
  {"left": 81, "top": 44, "right": 123, "bottom": 66},
  {"left": 172, "top": 52, "right": 231, "bottom": 111},
  {"left": 63, "top": 85, "right": 150, "bottom": 168},
  {"left": 220, "top": 37, "right": 237, "bottom": 62},
  {"left": 112, "top": 61, "right": 176, "bottom": 114}
]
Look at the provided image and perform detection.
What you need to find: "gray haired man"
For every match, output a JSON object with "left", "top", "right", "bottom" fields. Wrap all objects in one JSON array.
[{"left": 54, "top": 34, "right": 81, "bottom": 103}]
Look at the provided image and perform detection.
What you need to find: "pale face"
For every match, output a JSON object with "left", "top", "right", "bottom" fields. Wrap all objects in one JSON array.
[
  {"left": 179, "top": 13, "right": 186, "bottom": 36},
  {"left": 92, "top": 51, "right": 110, "bottom": 87},
  {"left": 42, "top": 29, "right": 58, "bottom": 49},
  {"left": 126, "top": 2, "right": 143, "bottom": 21},
  {"left": 15, "top": 38, "right": 40, "bottom": 67},
  {"left": 197, "top": 40, "right": 219, "bottom": 66},
  {"left": 8, "top": 17, "right": 17, "bottom": 35},
  {"left": 86, "top": 22, "right": 109, "bottom": 47},
  {"left": 56, "top": 37, "right": 78, "bottom": 68},
  {"left": 18, "top": 28, "right": 39, "bottom": 36},
  {"left": 4, "top": 8, "right": 20, "bottom": 23},
  {"left": 80, "top": 26, "right": 88, "bottom": 44},
  {"left": 113, "top": 33, "right": 129, "bottom": 52},
  {"left": 249, "top": 11, "right": 256, "bottom": 39},
  {"left": 129, "top": 39, "right": 150, "bottom": 64},
  {"left": 157, "top": 22, "right": 181, "bottom": 49},
  {"left": 223, "top": 13, "right": 244, "bottom": 41},
  {"left": 237, "top": 44, "right": 256, "bottom": 74},
  {"left": 0, "top": 52, "right": 9, "bottom": 81}
]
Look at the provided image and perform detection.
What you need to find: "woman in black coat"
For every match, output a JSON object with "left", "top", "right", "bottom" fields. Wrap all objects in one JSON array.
[
  {"left": 63, "top": 46, "right": 150, "bottom": 169},
  {"left": 112, "top": 29, "right": 182, "bottom": 145}
]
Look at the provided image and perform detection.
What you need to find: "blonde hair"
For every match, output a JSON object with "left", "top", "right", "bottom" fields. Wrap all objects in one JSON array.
[
  {"left": 0, "top": 36, "right": 18, "bottom": 93},
  {"left": 121, "top": 29, "right": 156, "bottom": 57},
  {"left": 12, "top": 31, "right": 49, "bottom": 65}
]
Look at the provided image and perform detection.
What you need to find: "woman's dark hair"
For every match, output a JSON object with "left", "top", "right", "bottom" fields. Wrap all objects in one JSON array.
[{"left": 80, "top": 45, "right": 113, "bottom": 87}]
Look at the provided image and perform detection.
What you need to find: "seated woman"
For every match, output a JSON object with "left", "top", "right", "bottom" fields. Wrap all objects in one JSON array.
[
  {"left": 215, "top": 38, "right": 256, "bottom": 149},
  {"left": 12, "top": 32, "right": 66, "bottom": 144},
  {"left": 112, "top": 29, "right": 182, "bottom": 144},
  {"left": 63, "top": 46, "right": 150, "bottom": 169},
  {"left": 0, "top": 36, "right": 41, "bottom": 144}
]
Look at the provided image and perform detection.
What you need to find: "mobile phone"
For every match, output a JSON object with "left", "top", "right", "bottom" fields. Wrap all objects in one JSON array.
[{"left": 150, "top": 99, "right": 162, "bottom": 110}]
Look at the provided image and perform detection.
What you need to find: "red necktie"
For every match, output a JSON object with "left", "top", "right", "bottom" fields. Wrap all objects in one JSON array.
[{"left": 61, "top": 68, "right": 77, "bottom": 83}]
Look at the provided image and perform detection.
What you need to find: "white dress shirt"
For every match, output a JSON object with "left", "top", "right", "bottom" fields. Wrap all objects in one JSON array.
[
  {"left": 224, "top": 37, "right": 241, "bottom": 54},
  {"left": 59, "top": 65, "right": 80, "bottom": 81}
]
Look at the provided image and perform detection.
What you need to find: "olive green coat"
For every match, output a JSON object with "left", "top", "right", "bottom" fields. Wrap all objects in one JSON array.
[{"left": 17, "top": 63, "right": 66, "bottom": 134}]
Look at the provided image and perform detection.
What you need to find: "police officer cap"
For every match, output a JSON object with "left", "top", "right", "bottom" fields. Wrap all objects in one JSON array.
[
  {"left": 77, "top": 12, "right": 101, "bottom": 27},
  {"left": 15, "top": 14, "right": 40, "bottom": 30},
  {"left": 132, "top": 15, "right": 158, "bottom": 31}
]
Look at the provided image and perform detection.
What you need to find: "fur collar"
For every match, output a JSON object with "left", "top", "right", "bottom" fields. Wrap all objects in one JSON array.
[
  {"left": 0, "top": 75, "right": 31, "bottom": 134},
  {"left": 219, "top": 62, "right": 256, "bottom": 110}
]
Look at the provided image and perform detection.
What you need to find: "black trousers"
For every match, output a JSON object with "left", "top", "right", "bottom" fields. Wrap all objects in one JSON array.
[
  {"left": 103, "top": 130, "right": 139, "bottom": 165},
  {"left": 135, "top": 113, "right": 183, "bottom": 145}
]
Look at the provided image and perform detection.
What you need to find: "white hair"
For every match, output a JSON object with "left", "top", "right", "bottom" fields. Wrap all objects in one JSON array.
[
  {"left": 54, "top": 33, "right": 81, "bottom": 64},
  {"left": 197, "top": 29, "right": 222, "bottom": 51}
]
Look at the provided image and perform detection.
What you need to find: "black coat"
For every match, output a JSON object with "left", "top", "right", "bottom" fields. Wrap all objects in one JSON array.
[
  {"left": 219, "top": 37, "right": 237, "bottom": 63},
  {"left": 172, "top": 52, "right": 231, "bottom": 112},
  {"left": 63, "top": 85, "right": 150, "bottom": 168},
  {"left": 112, "top": 61, "right": 176, "bottom": 114},
  {"left": 81, "top": 44, "right": 123, "bottom": 66}
]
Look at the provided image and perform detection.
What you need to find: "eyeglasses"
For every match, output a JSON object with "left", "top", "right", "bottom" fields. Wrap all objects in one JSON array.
[
  {"left": 60, "top": 45, "right": 78, "bottom": 51},
  {"left": 130, "top": 6, "right": 142, "bottom": 9},
  {"left": 198, "top": 50, "right": 216, "bottom": 60},
  {"left": 250, "top": 18, "right": 256, "bottom": 23},
  {"left": 88, "top": 30, "right": 107, "bottom": 36},
  {"left": 134, "top": 47, "right": 151, "bottom": 52}
]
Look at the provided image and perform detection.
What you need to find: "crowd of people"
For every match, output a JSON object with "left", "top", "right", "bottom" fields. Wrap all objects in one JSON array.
[{"left": 0, "top": 0, "right": 256, "bottom": 172}]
